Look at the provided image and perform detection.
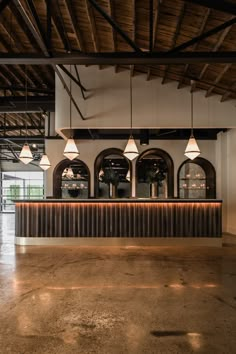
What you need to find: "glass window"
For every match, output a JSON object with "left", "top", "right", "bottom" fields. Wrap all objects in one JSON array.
[
  {"left": 178, "top": 162, "right": 206, "bottom": 199},
  {"left": 0, "top": 171, "right": 44, "bottom": 212},
  {"left": 61, "top": 162, "right": 89, "bottom": 199}
]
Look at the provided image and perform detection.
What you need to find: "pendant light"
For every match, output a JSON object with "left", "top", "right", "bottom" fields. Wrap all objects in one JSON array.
[
  {"left": 126, "top": 169, "right": 130, "bottom": 181},
  {"left": 39, "top": 111, "right": 51, "bottom": 170},
  {"left": 184, "top": 87, "right": 200, "bottom": 160},
  {"left": 39, "top": 154, "right": 51, "bottom": 170},
  {"left": 123, "top": 68, "right": 139, "bottom": 160},
  {"left": 19, "top": 66, "right": 33, "bottom": 164},
  {"left": 63, "top": 65, "right": 79, "bottom": 160},
  {"left": 39, "top": 146, "right": 51, "bottom": 170}
]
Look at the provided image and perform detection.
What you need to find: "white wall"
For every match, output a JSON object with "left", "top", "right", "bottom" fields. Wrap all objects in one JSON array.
[
  {"left": 216, "top": 129, "right": 236, "bottom": 234},
  {"left": 45, "top": 138, "right": 216, "bottom": 198},
  {"left": 55, "top": 66, "right": 236, "bottom": 137}
]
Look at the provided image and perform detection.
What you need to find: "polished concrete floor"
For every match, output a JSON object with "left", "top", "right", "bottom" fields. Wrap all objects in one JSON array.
[{"left": 1, "top": 214, "right": 236, "bottom": 353}]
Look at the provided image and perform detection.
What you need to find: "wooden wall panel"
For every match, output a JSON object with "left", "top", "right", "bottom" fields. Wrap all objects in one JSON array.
[{"left": 15, "top": 200, "right": 222, "bottom": 238}]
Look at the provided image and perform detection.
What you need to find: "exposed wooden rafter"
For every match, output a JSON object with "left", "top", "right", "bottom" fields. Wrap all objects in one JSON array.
[
  {"left": 87, "top": 0, "right": 141, "bottom": 52},
  {"left": 63, "top": 0, "right": 85, "bottom": 51},
  {"left": 130, "top": 0, "right": 136, "bottom": 76},
  {"left": 221, "top": 81, "right": 236, "bottom": 102},
  {"left": 147, "top": 0, "right": 161, "bottom": 80},
  {"left": 177, "top": 9, "right": 210, "bottom": 89},
  {"left": 191, "top": 16, "right": 234, "bottom": 93},
  {"left": 51, "top": 0, "right": 71, "bottom": 52},
  {"left": 12, "top": 0, "right": 50, "bottom": 56},
  {"left": 162, "top": 2, "right": 186, "bottom": 84},
  {"left": 205, "top": 64, "right": 232, "bottom": 97},
  {"left": 84, "top": 0, "right": 100, "bottom": 53}
]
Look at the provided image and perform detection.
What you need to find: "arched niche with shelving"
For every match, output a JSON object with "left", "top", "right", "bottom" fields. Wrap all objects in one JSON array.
[
  {"left": 53, "top": 159, "right": 90, "bottom": 199},
  {"left": 136, "top": 148, "right": 174, "bottom": 198},
  {"left": 177, "top": 157, "right": 216, "bottom": 199},
  {"left": 94, "top": 148, "right": 131, "bottom": 198}
]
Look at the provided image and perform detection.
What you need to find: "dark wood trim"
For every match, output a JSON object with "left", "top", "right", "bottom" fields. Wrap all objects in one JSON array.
[
  {"left": 136, "top": 148, "right": 174, "bottom": 198},
  {"left": 53, "top": 158, "right": 91, "bottom": 198},
  {"left": 94, "top": 147, "right": 132, "bottom": 198},
  {"left": 177, "top": 157, "right": 216, "bottom": 199}
]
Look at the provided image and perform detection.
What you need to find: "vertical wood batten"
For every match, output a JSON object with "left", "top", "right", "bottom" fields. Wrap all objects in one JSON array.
[{"left": 15, "top": 201, "right": 222, "bottom": 238}]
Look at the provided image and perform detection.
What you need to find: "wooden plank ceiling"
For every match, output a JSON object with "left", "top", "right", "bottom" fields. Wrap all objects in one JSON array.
[{"left": 0, "top": 0, "right": 236, "bottom": 139}]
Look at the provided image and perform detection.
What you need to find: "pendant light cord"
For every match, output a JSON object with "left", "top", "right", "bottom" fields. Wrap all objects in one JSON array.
[
  {"left": 25, "top": 65, "right": 28, "bottom": 143},
  {"left": 130, "top": 67, "right": 133, "bottom": 135},
  {"left": 190, "top": 90, "right": 193, "bottom": 137},
  {"left": 69, "top": 65, "right": 72, "bottom": 139}
]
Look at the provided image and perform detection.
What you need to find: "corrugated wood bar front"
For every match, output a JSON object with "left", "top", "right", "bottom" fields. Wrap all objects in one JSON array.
[{"left": 15, "top": 200, "right": 222, "bottom": 238}]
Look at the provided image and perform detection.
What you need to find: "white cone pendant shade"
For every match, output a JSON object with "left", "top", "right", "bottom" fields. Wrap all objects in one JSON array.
[
  {"left": 39, "top": 154, "right": 51, "bottom": 170},
  {"left": 123, "top": 136, "right": 139, "bottom": 161},
  {"left": 63, "top": 138, "right": 79, "bottom": 160},
  {"left": 126, "top": 170, "right": 130, "bottom": 181},
  {"left": 19, "top": 143, "right": 33, "bottom": 164},
  {"left": 184, "top": 136, "right": 201, "bottom": 160}
]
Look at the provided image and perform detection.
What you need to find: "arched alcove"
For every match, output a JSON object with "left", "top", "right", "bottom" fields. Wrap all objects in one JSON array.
[
  {"left": 94, "top": 148, "right": 132, "bottom": 198},
  {"left": 136, "top": 148, "right": 174, "bottom": 198},
  {"left": 177, "top": 157, "right": 216, "bottom": 199},
  {"left": 53, "top": 158, "right": 90, "bottom": 199}
]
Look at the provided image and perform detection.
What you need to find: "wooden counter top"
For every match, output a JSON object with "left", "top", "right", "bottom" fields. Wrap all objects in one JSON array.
[{"left": 15, "top": 198, "right": 222, "bottom": 203}]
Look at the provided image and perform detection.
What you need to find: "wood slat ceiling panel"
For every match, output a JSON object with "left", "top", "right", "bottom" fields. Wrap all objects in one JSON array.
[
  {"left": 135, "top": 0, "right": 149, "bottom": 50},
  {"left": 92, "top": 0, "right": 114, "bottom": 51},
  {"left": 72, "top": 1, "right": 96, "bottom": 52},
  {"left": 113, "top": 0, "right": 135, "bottom": 51}
]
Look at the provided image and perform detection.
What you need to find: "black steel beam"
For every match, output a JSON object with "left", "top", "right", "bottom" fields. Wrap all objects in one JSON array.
[
  {"left": 87, "top": 0, "right": 142, "bottom": 52},
  {"left": 0, "top": 85, "right": 54, "bottom": 94},
  {"left": 0, "top": 96, "right": 55, "bottom": 112},
  {"left": 0, "top": 136, "right": 61, "bottom": 142},
  {"left": 0, "top": 0, "right": 11, "bottom": 15},
  {"left": 53, "top": 65, "right": 85, "bottom": 120},
  {"left": 170, "top": 17, "right": 236, "bottom": 53},
  {"left": 27, "top": 0, "right": 51, "bottom": 55},
  {"left": 1, "top": 51, "right": 236, "bottom": 65},
  {"left": 58, "top": 65, "right": 87, "bottom": 92},
  {"left": 26, "top": 112, "right": 44, "bottom": 136},
  {"left": 184, "top": 0, "right": 236, "bottom": 17},
  {"left": 52, "top": 0, "right": 71, "bottom": 52},
  {"left": 12, "top": 0, "right": 50, "bottom": 57},
  {"left": 0, "top": 125, "right": 44, "bottom": 131},
  {"left": 74, "top": 65, "right": 86, "bottom": 99}
]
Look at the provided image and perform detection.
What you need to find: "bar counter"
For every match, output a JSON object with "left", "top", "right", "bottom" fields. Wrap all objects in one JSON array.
[{"left": 15, "top": 199, "right": 222, "bottom": 246}]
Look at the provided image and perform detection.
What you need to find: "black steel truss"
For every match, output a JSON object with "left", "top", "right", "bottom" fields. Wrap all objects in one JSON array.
[
  {"left": 184, "top": 0, "right": 236, "bottom": 17},
  {"left": 1, "top": 51, "right": 236, "bottom": 65}
]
